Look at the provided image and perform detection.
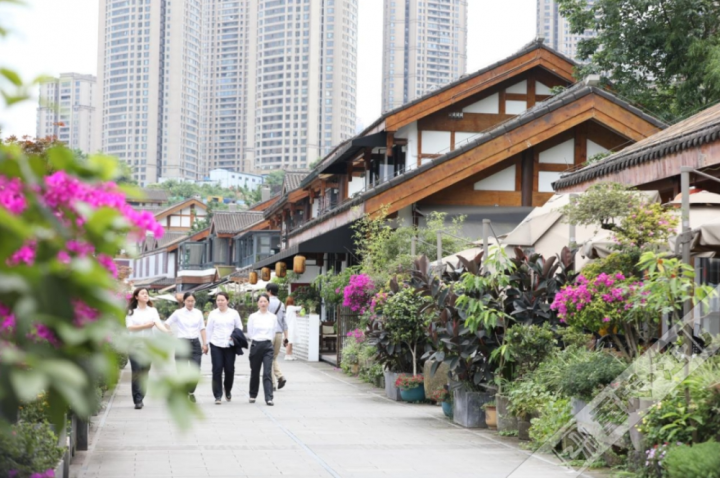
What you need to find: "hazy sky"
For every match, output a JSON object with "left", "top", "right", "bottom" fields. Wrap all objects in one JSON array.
[{"left": 0, "top": 0, "right": 536, "bottom": 138}]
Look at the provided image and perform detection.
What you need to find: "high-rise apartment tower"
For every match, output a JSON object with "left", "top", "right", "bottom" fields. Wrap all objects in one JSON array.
[
  {"left": 536, "top": 0, "right": 595, "bottom": 61},
  {"left": 381, "top": 0, "right": 468, "bottom": 113},
  {"left": 97, "top": 0, "right": 203, "bottom": 186},
  {"left": 36, "top": 73, "right": 98, "bottom": 153}
]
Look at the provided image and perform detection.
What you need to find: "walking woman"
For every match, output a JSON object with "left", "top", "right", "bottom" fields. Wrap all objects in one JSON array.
[
  {"left": 206, "top": 292, "right": 243, "bottom": 405},
  {"left": 247, "top": 293, "right": 278, "bottom": 405},
  {"left": 284, "top": 297, "right": 302, "bottom": 361},
  {"left": 125, "top": 288, "right": 169, "bottom": 409},
  {"left": 166, "top": 292, "right": 208, "bottom": 402}
]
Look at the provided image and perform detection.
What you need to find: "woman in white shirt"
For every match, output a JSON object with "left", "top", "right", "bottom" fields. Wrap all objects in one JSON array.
[
  {"left": 125, "top": 288, "right": 169, "bottom": 409},
  {"left": 247, "top": 293, "right": 279, "bottom": 406},
  {"left": 206, "top": 292, "right": 243, "bottom": 405},
  {"left": 284, "top": 296, "right": 302, "bottom": 361},
  {"left": 166, "top": 292, "right": 208, "bottom": 403}
]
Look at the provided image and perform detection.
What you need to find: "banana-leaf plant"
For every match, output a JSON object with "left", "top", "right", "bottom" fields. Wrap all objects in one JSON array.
[{"left": 505, "top": 246, "right": 578, "bottom": 326}]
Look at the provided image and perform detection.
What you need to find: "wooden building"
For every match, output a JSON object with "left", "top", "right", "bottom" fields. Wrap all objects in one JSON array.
[{"left": 251, "top": 40, "right": 665, "bottom": 286}]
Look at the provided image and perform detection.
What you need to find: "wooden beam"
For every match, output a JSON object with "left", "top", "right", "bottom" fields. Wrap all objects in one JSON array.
[
  {"left": 347, "top": 161, "right": 353, "bottom": 182},
  {"left": 499, "top": 89, "right": 507, "bottom": 115},
  {"left": 592, "top": 95, "right": 663, "bottom": 140},
  {"left": 521, "top": 148, "right": 534, "bottom": 207},
  {"left": 386, "top": 131, "right": 394, "bottom": 157},
  {"left": 527, "top": 78, "right": 537, "bottom": 108},
  {"left": 574, "top": 122, "right": 588, "bottom": 166}
]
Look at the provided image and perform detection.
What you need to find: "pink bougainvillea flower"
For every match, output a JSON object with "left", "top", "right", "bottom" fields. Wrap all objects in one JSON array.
[
  {"left": 28, "top": 324, "right": 59, "bottom": 347},
  {"left": 57, "top": 250, "right": 71, "bottom": 264},
  {"left": 7, "top": 240, "right": 37, "bottom": 267},
  {"left": 0, "top": 304, "right": 16, "bottom": 332},
  {"left": 73, "top": 300, "right": 100, "bottom": 327},
  {"left": 0, "top": 175, "right": 26, "bottom": 215},
  {"left": 97, "top": 254, "right": 118, "bottom": 278}
]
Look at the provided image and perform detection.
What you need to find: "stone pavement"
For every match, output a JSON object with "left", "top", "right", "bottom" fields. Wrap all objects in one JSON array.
[{"left": 70, "top": 353, "right": 608, "bottom": 478}]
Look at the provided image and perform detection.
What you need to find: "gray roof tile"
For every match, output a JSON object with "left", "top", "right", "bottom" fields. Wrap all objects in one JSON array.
[{"left": 213, "top": 211, "right": 264, "bottom": 234}]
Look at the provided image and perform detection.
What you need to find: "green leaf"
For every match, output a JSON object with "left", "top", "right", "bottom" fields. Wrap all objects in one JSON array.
[
  {"left": 0, "top": 68, "right": 22, "bottom": 86},
  {"left": 10, "top": 369, "right": 48, "bottom": 403}
]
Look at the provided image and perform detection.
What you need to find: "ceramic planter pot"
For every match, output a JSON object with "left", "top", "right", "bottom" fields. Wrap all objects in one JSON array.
[
  {"left": 441, "top": 401, "right": 453, "bottom": 418},
  {"left": 400, "top": 384, "right": 426, "bottom": 402},
  {"left": 453, "top": 389, "right": 492, "bottom": 428},
  {"left": 351, "top": 363, "right": 359, "bottom": 375},
  {"left": 496, "top": 394, "right": 518, "bottom": 432},
  {"left": 571, "top": 397, "right": 602, "bottom": 434},
  {"left": 383, "top": 371, "right": 401, "bottom": 401},
  {"left": 484, "top": 405, "right": 497, "bottom": 429}
]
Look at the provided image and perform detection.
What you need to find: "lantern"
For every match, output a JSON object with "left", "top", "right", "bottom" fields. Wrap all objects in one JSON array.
[
  {"left": 249, "top": 271, "right": 258, "bottom": 285},
  {"left": 261, "top": 267, "right": 271, "bottom": 282},
  {"left": 275, "top": 261, "right": 287, "bottom": 278},
  {"left": 293, "top": 255, "right": 306, "bottom": 274}
]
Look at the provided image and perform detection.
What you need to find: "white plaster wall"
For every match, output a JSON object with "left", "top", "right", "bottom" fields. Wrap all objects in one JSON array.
[
  {"left": 506, "top": 100, "right": 527, "bottom": 115},
  {"left": 587, "top": 139, "right": 608, "bottom": 160},
  {"left": 463, "top": 93, "right": 499, "bottom": 114},
  {"left": 293, "top": 264, "right": 321, "bottom": 284},
  {"left": 474, "top": 165, "right": 516, "bottom": 191},
  {"left": 538, "top": 171, "right": 563, "bottom": 192},
  {"left": 397, "top": 205, "right": 413, "bottom": 226},
  {"left": 311, "top": 201, "right": 319, "bottom": 218},
  {"left": 196, "top": 209, "right": 208, "bottom": 218},
  {"left": 181, "top": 207, "right": 191, "bottom": 215},
  {"left": 536, "top": 81, "right": 553, "bottom": 95},
  {"left": 170, "top": 216, "right": 182, "bottom": 227},
  {"left": 539, "top": 139, "right": 574, "bottom": 165},
  {"left": 455, "top": 131, "right": 480, "bottom": 149},
  {"left": 181, "top": 217, "right": 191, "bottom": 227},
  {"left": 422, "top": 130, "right": 451, "bottom": 155},
  {"left": 348, "top": 177, "right": 365, "bottom": 197},
  {"left": 168, "top": 251, "right": 176, "bottom": 276},
  {"left": 396, "top": 122, "right": 418, "bottom": 171},
  {"left": 506, "top": 80, "right": 527, "bottom": 94}
]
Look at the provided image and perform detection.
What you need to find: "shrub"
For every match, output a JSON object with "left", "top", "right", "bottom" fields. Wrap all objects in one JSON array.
[
  {"left": 529, "top": 397, "right": 572, "bottom": 449},
  {"left": 499, "top": 323, "right": 557, "bottom": 378},
  {"left": 0, "top": 421, "right": 64, "bottom": 478},
  {"left": 664, "top": 441, "right": 720, "bottom": 478},
  {"left": 558, "top": 352, "right": 625, "bottom": 401},
  {"left": 506, "top": 379, "right": 554, "bottom": 420},
  {"left": 17, "top": 393, "right": 51, "bottom": 424}
]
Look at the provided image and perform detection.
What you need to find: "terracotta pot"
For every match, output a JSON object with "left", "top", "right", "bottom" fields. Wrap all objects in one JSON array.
[{"left": 484, "top": 405, "right": 497, "bottom": 429}]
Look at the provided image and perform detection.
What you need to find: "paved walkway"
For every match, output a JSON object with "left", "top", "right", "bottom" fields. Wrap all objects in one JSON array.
[{"left": 70, "top": 353, "right": 606, "bottom": 478}]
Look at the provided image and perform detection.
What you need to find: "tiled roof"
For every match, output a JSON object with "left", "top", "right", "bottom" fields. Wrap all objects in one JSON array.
[
  {"left": 553, "top": 101, "right": 720, "bottom": 189},
  {"left": 212, "top": 211, "right": 264, "bottom": 234},
  {"left": 283, "top": 171, "right": 309, "bottom": 193},
  {"left": 152, "top": 198, "right": 206, "bottom": 219},
  {"left": 157, "top": 232, "right": 187, "bottom": 248}
]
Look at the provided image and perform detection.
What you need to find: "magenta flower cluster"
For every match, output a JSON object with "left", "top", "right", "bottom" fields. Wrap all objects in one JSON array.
[
  {"left": 342, "top": 274, "right": 375, "bottom": 313},
  {"left": 0, "top": 175, "right": 26, "bottom": 214},
  {"left": 346, "top": 328, "right": 365, "bottom": 342},
  {"left": 551, "top": 272, "right": 638, "bottom": 325},
  {"left": 0, "top": 304, "right": 16, "bottom": 333}
]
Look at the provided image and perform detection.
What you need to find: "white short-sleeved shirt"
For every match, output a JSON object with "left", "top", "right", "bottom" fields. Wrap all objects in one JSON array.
[
  {"left": 206, "top": 308, "right": 242, "bottom": 348},
  {"left": 247, "top": 311, "right": 278, "bottom": 342},
  {"left": 166, "top": 307, "right": 205, "bottom": 340},
  {"left": 125, "top": 307, "right": 162, "bottom": 338}
]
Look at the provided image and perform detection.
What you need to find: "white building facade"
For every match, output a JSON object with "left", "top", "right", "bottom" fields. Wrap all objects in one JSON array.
[
  {"left": 36, "top": 73, "right": 98, "bottom": 153},
  {"left": 97, "top": 0, "right": 203, "bottom": 186},
  {"left": 208, "top": 168, "right": 263, "bottom": 189},
  {"left": 381, "top": 0, "right": 468, "bottom": 113}
]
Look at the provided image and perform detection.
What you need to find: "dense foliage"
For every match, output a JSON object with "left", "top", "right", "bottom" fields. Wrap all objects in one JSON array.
[{"left": 557, "top": 0, "right": 720, "bottom": 123}]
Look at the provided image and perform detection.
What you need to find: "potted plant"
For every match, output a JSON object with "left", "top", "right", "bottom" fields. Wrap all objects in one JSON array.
[
  {"left": 431, "top": 387, "right": 453, "bottom": 418},
  {"left": 395, "top": 374, "right": 425, "bottom": 402},
  {"left": 483, "top": 401, "right": 497, "bottom": 429}
]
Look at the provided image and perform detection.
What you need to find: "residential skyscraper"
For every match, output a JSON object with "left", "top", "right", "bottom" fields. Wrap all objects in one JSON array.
[
  {"left": 97, "top": 0, "right": 203, "bottom": 186},
  {"left": 36, "top": 73, "right": 98, "bottom": 153},
  {"left": 252, "top": 0, "right": 358, "bottom": 170},
  {"left": 536, "top": 0, "right": 595, "bottom": 60},
  {"left": 381, "top": 0, "right": 468, "bottom": 113},
  {"left": 200, "top": 0, "right": 257, "bottom": 175}
]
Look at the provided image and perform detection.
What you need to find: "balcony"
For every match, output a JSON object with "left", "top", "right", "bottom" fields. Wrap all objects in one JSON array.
[
  {"left": 235, "top": 230, "right": 281, "bottom": 269},
  {"left": 179, "top": 241, "right": 209, "bottom": 271}
]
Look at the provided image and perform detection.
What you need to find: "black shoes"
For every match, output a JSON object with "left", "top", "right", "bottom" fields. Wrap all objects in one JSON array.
[
  {"left": 225, "top": 392, "right": 232, "bottom": 402},
  {"left": 278, "top": 377, "right": 287, "bottom": 390},
  {"left": 134, "top": 402, "right": 144, "bottom": 410}
]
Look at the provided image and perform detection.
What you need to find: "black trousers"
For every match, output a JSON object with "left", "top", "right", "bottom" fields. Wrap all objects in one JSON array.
[
  {"left": 176, "top": 338, "right": 202, "bottom": 394},
  {"left": 249, "top": 340, "right": 274, "bottom": 402},
  {"left": 210, "top": 343, "right": 236, "bottom": 400},
  {"left": 129, "top": 355, "right": 150, "bottom": 405}
]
